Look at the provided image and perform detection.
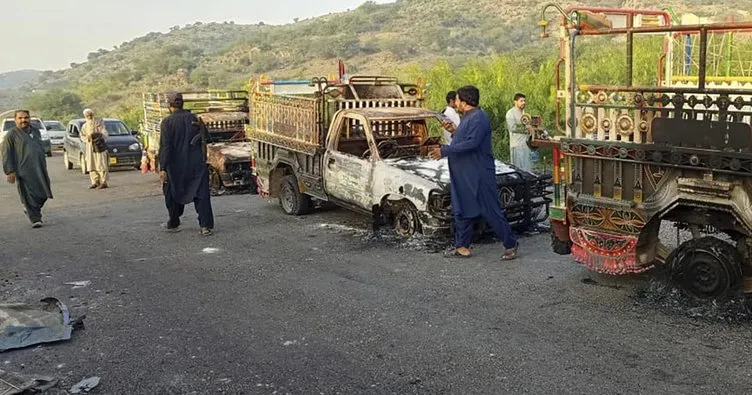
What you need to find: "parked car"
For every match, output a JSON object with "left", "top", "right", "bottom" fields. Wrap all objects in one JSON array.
[
  {"left": 62, "top": 118, "right": 142, "bottom": 173},
  {"left": 2, "top": 118, "right": 52, "bottom": 156},
  {"left": 43, "top": 120, "right": 66, "bottom": 150}
]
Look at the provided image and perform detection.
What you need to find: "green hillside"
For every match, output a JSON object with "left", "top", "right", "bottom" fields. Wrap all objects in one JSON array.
[{"left": 13, "top": 0, "right": 750, "bottom": 157}]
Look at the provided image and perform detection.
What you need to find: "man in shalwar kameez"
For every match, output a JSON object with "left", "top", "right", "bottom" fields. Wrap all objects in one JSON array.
[
  {"left": 81, "top": 108, "right": 109, "bottom": 189},
  {"left": 158, "top": 91, "right": 214, "bottom": 235},
  {"left": 1, "top": 110, "right": 53, "bottom": 228},
  {"left": 431, "top": 86, "right": 518, "bottom": 260},
  {"left": 505, "top": 93, "right": 532, "bottom": 172}
]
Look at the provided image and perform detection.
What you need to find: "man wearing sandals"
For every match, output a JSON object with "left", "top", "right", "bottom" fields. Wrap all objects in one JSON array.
[
  {"left": 430, "top": 85, "right": 519, "bottom": 260},
  {"left": 158, "top": 91, "right": 214, "bottom": 236}
]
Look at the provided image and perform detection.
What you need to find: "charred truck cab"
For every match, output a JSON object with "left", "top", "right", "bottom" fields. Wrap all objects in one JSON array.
[
  {"left": 539, "top": 4, "right": 752, "bottom": 301},
  {"left": 142, "top": 90, "right": 255, "bottom": 194},
  {"left": 248, "top": 74, "right": 551, "bottom": 238}
]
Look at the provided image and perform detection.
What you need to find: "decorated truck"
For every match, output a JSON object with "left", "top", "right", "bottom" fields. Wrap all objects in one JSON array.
[
  {"left": 141, "top": 90, "right": 255, "bottom": 194},
  {"left": 246, "top": 74, "right": 552, "bottom": 237},
  {"left": 538, "top": 4, "right": 752, "bottom": 301}
]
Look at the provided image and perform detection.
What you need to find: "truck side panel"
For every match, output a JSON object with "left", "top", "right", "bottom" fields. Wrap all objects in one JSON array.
[{"left": 254, "top": 141, "right": 326, "bottom": 200}]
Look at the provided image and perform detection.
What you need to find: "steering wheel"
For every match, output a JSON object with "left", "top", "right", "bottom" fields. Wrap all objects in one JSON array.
[{"left": 362, "top": 140, "right": 403, "bottom": 159}]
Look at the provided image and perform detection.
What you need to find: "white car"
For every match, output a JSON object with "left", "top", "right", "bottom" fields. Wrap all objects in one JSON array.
[
  {"left": 2, "top": 117, "right": 53, "bottom": 157},
  {"left": 43, "top": 120, "right": 66, "bottom": 149}
]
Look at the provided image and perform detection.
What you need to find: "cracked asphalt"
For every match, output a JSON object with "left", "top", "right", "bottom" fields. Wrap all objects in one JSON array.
[{"left": 1, "top": 153, "right": 752, "bottom": 394}]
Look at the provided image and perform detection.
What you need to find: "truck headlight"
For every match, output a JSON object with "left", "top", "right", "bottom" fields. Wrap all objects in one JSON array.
[{"left": 129, "top": 143, "right": 141, "bottom": 151}]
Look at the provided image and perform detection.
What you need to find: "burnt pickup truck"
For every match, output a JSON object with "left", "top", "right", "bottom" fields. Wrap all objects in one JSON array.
[
  {"left": 247, "top": 76, "right": 552, "bottom": 237},
  {"left": 142, "top": 90, "right": 255, "bottom": 194}
]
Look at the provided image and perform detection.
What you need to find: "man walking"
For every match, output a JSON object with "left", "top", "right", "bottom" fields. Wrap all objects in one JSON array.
[
  {"left": 1, "top": 110, "right": 53, "bottom": 228},
  {"left": 505, "top": 93, "right": 532, "bottom": 172},
  {"left": 81, "top": 108, "right": 109, "bottom": 189},
  {"left": 431, "top": 86, "right": 518, "bottom": 260},
  {"left": 441, "top": 91, "right": 461, "bottom": 144},
  {"left": 158, "top": 91, "right": 214, "bottom": 235}
]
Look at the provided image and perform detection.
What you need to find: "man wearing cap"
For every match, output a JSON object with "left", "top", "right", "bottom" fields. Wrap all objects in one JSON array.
[
  {"left": 81, "top": 108, "right": 109, "bottom": 189},
  {"left": 158, "top": 91, "right": 214, "bottom": 235}
]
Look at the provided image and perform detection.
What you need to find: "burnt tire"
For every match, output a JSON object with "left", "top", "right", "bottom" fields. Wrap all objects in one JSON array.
[
  {"left": 551, "top": 232, "right": 572, "bottom": 255},
  {"left": 279, "top": 174, "right": 311, "bottom": 215},
  {"left": 392, "top": 201, "right": 421, "bottom": 238},
  {"left": 667, "top": 236, "right": 743, "bottom": 302}
]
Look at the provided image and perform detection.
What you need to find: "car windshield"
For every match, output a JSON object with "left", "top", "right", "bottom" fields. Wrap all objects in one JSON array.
[
  {"left": 104, "top": 120, "right": 131, "bottom": 136},
  {"left": 31, "top": 119, "right": 44, "bottom": 130},
  {"left": 44, "top": 121, "right": 65, "bottom": 131},
  {"left": 2, "top": 120, "right": 13, "bottom": 131}
]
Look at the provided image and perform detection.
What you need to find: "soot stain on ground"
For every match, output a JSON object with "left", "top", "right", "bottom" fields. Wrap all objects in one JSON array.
[{"left": 631, "top": 267, "right": 752, "bottom": 326}]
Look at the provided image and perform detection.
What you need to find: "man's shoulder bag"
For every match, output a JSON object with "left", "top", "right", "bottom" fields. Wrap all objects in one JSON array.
[{"left": 91, "top": 132, "right": 108, "bottom": 153}]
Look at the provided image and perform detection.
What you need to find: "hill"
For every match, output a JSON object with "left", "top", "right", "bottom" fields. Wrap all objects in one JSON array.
[
  {"left": 0, "top": 70, "right": 42, "bottom": 90},
  {"left": 0, "top": 70, "right": 43, "bottom": 111},
  {"left": 17, "top": 0, "right": 751, "bottom": 127}
]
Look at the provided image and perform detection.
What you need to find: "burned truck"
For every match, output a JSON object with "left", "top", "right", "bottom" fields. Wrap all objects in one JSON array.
[
  {"left": 247, "top": 75, "right": 551, "bottom": 237},
  {"left": 142, "top": 90, "right": 255, "bottom": 194},
  {"left": 539, "top": 5, "right": 752, "bottom": 300}
]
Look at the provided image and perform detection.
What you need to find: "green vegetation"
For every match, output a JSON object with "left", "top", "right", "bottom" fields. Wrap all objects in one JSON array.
[{"left": 8, "top": 0, "right": 748, "bottom": 161}]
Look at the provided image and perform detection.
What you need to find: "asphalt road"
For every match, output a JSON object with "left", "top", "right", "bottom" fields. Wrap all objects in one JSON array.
[{"left": 2, "top": 153, "right": 752, "bottom": 394}]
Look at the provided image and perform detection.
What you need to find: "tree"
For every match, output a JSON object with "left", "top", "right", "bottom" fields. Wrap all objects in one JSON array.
[{"left": 23, "top": 89, "right": 83, "bottom": 122}]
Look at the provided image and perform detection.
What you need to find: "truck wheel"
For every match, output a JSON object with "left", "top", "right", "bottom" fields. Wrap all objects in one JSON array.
[
  {"left": 667, "top": 236, "right": 743, "bottom": 302},
  {"left": 551, "top": 232, "right": 572, "bottom": 255},
  {"left": 392, "top": 201, "right": 421, "bottom": 238},
  {"left": 279, "top": 174, "right": 311, "bottom": 215},
  {"left": 63, "top": 151, "right": 73, "bottom": 170}
]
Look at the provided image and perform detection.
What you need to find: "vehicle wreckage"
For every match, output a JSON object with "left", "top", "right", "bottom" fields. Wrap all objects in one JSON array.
[
  {"left": 247, "top": 73, "right": 552, "bottom": 237},
  {"left": 141, "top": 90, "right": 255, "bottom": 194},
  {"left": 538, "top": 4, "right": 752, "bottom": 301}
]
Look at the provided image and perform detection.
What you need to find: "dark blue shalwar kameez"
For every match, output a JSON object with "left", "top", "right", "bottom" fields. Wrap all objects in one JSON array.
[
  {"left": 440, "top": 108, "right": 517, "bottom": 250},
  {"left": 159, "top": 109, "right": 214, "bottom": 229}
]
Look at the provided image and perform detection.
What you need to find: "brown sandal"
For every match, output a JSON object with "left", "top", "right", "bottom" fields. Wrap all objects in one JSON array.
[
  {"left": 444, "top": 247, "right": 472, "bottom": 258},
  {"left": 502, "top": 243, "right": 519, "bottom": 261}
]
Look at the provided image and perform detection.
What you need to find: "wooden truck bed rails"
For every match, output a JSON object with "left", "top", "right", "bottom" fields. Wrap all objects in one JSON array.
[{"left": 247, "top": 76, "right": 425, "bottom": 156}]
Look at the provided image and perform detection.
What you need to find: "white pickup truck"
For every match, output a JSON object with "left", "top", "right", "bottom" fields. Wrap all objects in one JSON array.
[{"left": 247, "top": 76, "right": 552, "bottom": 237}]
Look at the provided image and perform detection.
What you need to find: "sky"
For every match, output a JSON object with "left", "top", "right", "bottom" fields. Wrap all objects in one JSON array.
[{"left": 0, "top": 0, "right": 393, "bottom": 73}]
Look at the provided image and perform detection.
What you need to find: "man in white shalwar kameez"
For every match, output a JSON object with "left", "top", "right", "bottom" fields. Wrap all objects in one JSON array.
[
  {"left": 81, "top": 109, "right": 109, "bottom": 189},
  {"left": 505, "top": 93, "right": 532, "bottom": 172}
]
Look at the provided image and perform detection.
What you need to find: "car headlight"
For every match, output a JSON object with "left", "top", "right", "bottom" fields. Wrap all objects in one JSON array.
[
  {"left": 41, "top": 133, "right": 50, "bottom": 141},
  {"left": 428, "top": 189, "right": 451, "bottom": 212},
  {"left": 129, "top": 143, "right": 141, "bottom": 151}
]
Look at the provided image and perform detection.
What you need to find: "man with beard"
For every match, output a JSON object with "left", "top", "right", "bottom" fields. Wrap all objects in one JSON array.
[
  {"left": 1, "top": 110, "right": 53, "bottom": 228},
  {"left": 430, "top": 86, "right": 518, "bottom": 260},
  {"left": 81, "top": 108, "right": 109, "bottom": 189},
  {"left": 505, "top": 93, "right": 532, "bottom": 172},
  {"left": 158, "top": 91, "right": 214, "bottom": 235}
]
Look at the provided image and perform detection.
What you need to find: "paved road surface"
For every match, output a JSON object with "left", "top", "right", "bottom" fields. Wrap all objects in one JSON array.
[{"left": 1, "top": 153, "right": 751, "bottom": 394}]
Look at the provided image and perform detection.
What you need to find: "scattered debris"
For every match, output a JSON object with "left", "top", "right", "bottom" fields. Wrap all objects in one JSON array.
[
  {"left": 0, "top": 369, "right": 58, "bottom": 394},
  {"left": 0, "top": 298, "right": 82, "bottom": 352},
  {"left": 202, "top": 248, "right": 220, "bottom": 254},
  {"left": 69, "top": 376, "right": 100, "bottom": 393},
  {"left": 281, "top": 340, "right": 298, "bottom": 346},
  {"left": 63, "top": 281, "right": 91, "bottom": 289}
]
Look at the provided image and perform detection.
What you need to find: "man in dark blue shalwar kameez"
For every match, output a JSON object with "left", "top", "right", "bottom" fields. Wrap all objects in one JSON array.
[
  {"left": 431, "top": 86, "right": 518, "bottom": 260},
  {"left": 158, "top": 91, "right": 215, "bottom": 235}
]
